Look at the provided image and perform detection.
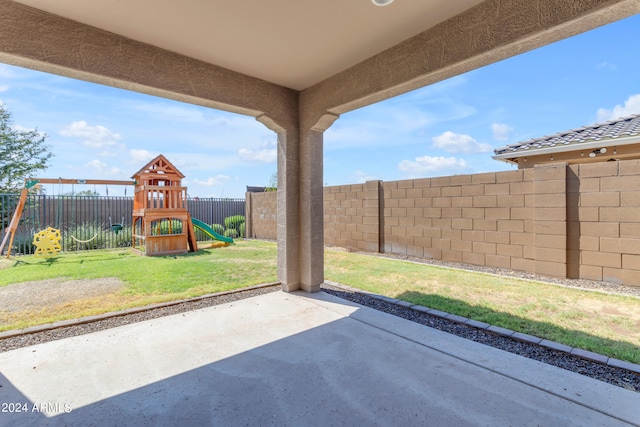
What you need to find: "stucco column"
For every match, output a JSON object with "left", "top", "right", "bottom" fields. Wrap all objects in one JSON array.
[
  {"left": 276, "top": 128, "right": 302, "bottom": 291},
  {"left": 257, "top": 114, "right": 301, "bottom": 291},
  {"left": 299, "top": 129, "right": 324, "bottom": 292},
  {"left": 262, "top": 112, "right": 338, "bottom": 293},
  {"left": 298, "top": 113, "right": 340, "bottom": 292}
]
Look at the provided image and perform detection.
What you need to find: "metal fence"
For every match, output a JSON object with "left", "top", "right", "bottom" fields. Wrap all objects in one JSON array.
[
  {"left": 0, "top": 194, "right": 245, "bottom": 255},
  {"left": 186, "top": 198, "right": 245, "bottom": 226}
]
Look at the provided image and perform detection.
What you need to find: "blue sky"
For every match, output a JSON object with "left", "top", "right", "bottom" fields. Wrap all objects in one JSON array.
[{"left": 1, "top": 14, "right": 639, "bottom": 198}]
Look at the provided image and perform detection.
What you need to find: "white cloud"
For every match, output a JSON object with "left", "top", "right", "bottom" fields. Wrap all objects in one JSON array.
[
  {"left": 596, "top": 94, "right": 640, "bottom": 121},
  {"left": 238, "top": 137, "right": 277, "bottom": 163},
  {"left": 325, "top": 78, "right": 477, "bottom": 152},
  {"left": 596, "top": 62, "right": 617, "bottom": 70},
  {"left": 431, "top": 131, "right": 492, "bottom": 154},
  {"left": 194, "top": 175, "right": 230, "bottom": 187},
  {"left": 238, "top": 148, "right": 277, "bottom": 163},
  {"left": 60, "top": 121, "right": 121, "bottom": 148},
  {"left": 131, "top": 102, "right": 206, "bottom": 123},
  {"left": 99, "top": 150, "right": 119, "bottom": 158},
  {"left": 13, "top": 124, "right": 33, "bottom": 132},
  {"left": 398, "top": 155, "right": 470, "bottom": 178},
  {"left": 12, "top": 124, "right": 46, "bottom": 138},
  {"left": 86, "top": 159, "right": 106, "bottom": 169},
  {"left": 84, "top": 159, "right": 123, "bottom": 176},
  {"left": 128, "top": 149, "right": 156, "bottom": 163},
  {"left": 491, "top": 123, "right": 513, "bottom": 141},
  {"left": 130, "top": 101, "right": 262, "bottom": 129},
  {"left": 351, "top": 170, "right": 379, "bottom": 183},
  {"left": 0, "top": 64, "right": 19, "bottom": 79}
]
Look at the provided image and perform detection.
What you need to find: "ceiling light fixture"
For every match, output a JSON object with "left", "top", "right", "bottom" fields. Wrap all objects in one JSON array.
[{"left": 372, "top": 0, "right": 394, "bottom": 6}]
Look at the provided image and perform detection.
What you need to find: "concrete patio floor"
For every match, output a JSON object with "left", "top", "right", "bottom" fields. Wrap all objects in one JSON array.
[{"left": 0, "top": 291, "right": 638, "bottom": 426}]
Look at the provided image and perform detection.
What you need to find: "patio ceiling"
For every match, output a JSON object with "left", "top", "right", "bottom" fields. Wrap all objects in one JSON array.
[
  {"left": 11, "top": 0, "right": 484, "bottom": 91},
  {"left": 3, "top": 0, "right": 639, "bottom": 122}
]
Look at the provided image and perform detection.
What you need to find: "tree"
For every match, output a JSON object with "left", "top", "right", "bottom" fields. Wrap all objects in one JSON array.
[
  {"left": 0, "top": 104, "right": 53, "bottom": 193},
  {"left": 65, "top": 189, "right": 100, "bottom": 196},
  {"left": 265, "top": 171, "right": 277, "bottom": 192}
]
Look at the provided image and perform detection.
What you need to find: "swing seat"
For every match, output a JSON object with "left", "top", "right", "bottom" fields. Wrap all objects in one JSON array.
[{"left": 111, "top": 224, "right": 123, "bottom": 234}]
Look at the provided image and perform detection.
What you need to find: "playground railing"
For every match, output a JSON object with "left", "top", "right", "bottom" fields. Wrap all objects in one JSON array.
[{"left": 0, "top": 194, "right": 245, "bottom": 255}]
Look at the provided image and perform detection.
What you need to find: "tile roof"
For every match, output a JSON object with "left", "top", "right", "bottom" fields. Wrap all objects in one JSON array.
[{"left": 493, "top": 114, "right": 640, "bottom": 156}]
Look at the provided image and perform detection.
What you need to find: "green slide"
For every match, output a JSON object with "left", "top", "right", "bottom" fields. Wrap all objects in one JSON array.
[{"left": 191, "top": 217, "right": 234, "bottom": 244}]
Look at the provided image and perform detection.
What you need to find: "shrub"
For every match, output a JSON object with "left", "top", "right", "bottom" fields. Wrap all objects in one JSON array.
[
  {"left": 113, "top": 225, "right": 132, "bottom": 248},
  {"left": 11, "top": 228, "right": 37, "bottom": 255},
  {"left": 224, "top": 215, "right": 245, "bottom": 231},
  {"left": 150, "top": 219, "right": 183, "bottom": 235},
  {"left": 211, "top": 223, "right": 225, "bottom": 235},
  {"left": 64, "top": 222, "right": 106, "bottom": 251},
  {"left": 239, "top": 222, "right": 246, "bottom": 238},
  {"left": 194, "top": 228, "right": 208, "bottom": 241},
  {"left": 224, "top": 228, "right": 239, "bottom": 239}
]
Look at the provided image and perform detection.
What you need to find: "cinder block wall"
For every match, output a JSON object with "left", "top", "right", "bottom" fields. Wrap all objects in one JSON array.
[
  {"left": 567, "top": 160, "right": 640, "bottom": 285},
  {"left": 245, "top": 192, "right": 277, "bottom": 240},
  {"left": 380, "top": 169, "right": 537, "bottom": 272},
  {"left": 246, "top": 159, "right": 640, "bottom": 286},
  {"left": 323, "top": 181, "right": 380, "bottom": 253}
]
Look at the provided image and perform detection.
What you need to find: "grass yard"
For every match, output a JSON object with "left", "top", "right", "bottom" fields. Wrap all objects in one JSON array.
[
  {"left": 1, "top": 240, "right": 639, "bottom": 364},
  {"left": 0, "top": 240, "right": 277, "bottom": 331},
  {"left": 325, "top": 249, "right": 640, "bottom": 364}
]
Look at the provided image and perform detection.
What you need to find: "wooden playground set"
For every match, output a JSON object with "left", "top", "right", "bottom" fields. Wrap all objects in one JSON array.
[{"left": 0, "top": 155, "right": 233, "bottom": 258}]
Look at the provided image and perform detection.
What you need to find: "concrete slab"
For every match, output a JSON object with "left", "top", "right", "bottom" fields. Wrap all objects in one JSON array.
[{"left": 0, "top": 291, "right": 638, "bottom": 426}]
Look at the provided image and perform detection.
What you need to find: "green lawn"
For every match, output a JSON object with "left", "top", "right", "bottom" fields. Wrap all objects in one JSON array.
[
  {"left": 1, "top": 240, "right": 639, "bottom": 364},
  {"left": 325, "top": 249, "right": 640, "bottom": 364},
  {"left": 0, "top": 240, "right": 277, "bottom": 293},
  {"left": 0, "top": 240, "right": 277, "bottom": 330}
]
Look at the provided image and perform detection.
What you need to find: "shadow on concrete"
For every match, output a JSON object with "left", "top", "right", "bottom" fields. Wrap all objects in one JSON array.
[
  {"left": 0, "top": 292, "right": 637, "bottom": 426},
  {"left": 0, "top": 372, "right": 50, "bottom": 425}
]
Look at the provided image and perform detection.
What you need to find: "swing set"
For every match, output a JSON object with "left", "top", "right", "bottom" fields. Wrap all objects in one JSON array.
[
  {"left": 1, "top": 155, "right": 232, "bottom": 258},
  {"left": 0, "top": 177, "right": 134, "bottom": 258}
]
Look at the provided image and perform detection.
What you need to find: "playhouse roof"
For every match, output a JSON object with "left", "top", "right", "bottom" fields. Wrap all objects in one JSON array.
[{"left": 131, "top": 154, "right": 185, "bottom": 179}]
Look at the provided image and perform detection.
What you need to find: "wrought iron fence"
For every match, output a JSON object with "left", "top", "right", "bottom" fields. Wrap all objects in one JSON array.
[
  {"left": 0, "top": 194, "right": 245, "bottom": 255},
  {"left": 186, "top": 198, "right": 245, "bottom": 228}
]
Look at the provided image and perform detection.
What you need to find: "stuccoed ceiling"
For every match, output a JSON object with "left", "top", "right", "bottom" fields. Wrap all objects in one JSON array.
[{"left": 12, "top": 0, "right": 484, "bottom": 90}]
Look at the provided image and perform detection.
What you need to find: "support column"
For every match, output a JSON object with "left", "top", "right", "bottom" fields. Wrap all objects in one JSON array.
[
  {"left": 298, "top": 113, "right": 340, "bottom": 292},
  {"left": 276, "top": 128, "right": 301, "bottom": 292},
  {"left": 299, "top": 129, "right": 324, "bottom": 292},
  {"left": 259, "top": 112, "right": 338, "bottom": 293},
  {"left": 257, "top": 114, "right": 301, "bottom": 292}
]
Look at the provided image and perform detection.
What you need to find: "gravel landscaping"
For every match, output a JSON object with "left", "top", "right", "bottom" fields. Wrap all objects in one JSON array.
[{"left": 0, "top": 263, "right": 639, "bottom": 394}]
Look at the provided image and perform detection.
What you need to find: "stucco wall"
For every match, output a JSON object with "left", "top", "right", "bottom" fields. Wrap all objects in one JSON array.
[{"left": 246, "top": 159, "right": 640, "bottom": 287}]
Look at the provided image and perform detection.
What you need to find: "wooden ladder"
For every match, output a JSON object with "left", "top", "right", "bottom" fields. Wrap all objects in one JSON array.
[{"left": 0, "top": 187, "right": 29, "bottom": 258}]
